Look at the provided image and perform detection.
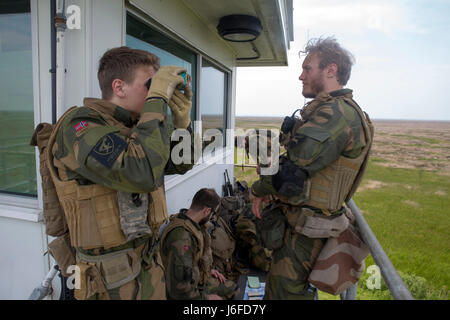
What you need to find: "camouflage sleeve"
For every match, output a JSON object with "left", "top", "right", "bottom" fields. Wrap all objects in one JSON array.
[
  {"left": 55, "top": 99, "right": 171, "bottom": 193},
  {"left": 162, "top": 227, "right": 204, "bottom": 300},
  {"left": 252, "top": 100, "right": 365, "bottom": 197}
]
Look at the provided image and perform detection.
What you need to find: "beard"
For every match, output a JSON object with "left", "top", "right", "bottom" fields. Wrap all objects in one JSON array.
[
  {"left": 199, "top": 212, "right": 213, "bottom": 225},
  {"left": 302, "top": 74, "right": 325, "bottom": 98}
]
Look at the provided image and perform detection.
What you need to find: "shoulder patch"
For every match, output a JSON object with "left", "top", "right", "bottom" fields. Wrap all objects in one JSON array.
[
  {"left": 90, "top": 132, "right": 127, "bottom": 168},
  {"left": 75, "top": 120, "right": 88, "bottom": 132}
]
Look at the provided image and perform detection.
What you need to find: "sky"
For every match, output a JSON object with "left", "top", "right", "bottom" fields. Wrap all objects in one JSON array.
[{"left": 235, "top": 0, "right": 450, "bottom": 121}]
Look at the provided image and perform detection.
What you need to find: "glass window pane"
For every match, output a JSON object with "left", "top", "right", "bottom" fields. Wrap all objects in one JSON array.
[
  {"left": 200, "top": 60, "right": 226, "bottom": 145},
  {"left": 126, "top": 13, "right": 197, "bottom": 123},
  {"left": 0, "top": 0, "right": 36, "bottom": 196}
]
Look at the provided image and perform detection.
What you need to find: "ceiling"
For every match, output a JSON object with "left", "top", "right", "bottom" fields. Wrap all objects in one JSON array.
[{"left": 181, "top": 0, "right": 294, "bottom": 67}]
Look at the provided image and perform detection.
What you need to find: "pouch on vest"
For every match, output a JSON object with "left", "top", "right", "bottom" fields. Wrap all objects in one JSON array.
[
  {"left": 30, "top": 123, "right": 67, "bottom": 237},
  {"left": 259, "top": 204, "right": 286, "bottom": 251},
  {"left": 147, "top": 186, "right": 168, "bottom": 235},
  {"left": 300, "top": 213, "right": 349, "bottom": 238},
  {"left": 47, "top": 233, "right": 76, "bottom": 277},
  {"left": 77, "top": 248, "right": 141, "bottom": 291},
  {"left": 117, "top": 191, "right": 152, "bottom": 241},
  {"left": 58, "top": 183, "right": 126, "bottom": 249},
  {"left": 74, "top": 261, "right": 110, "bottom": 300},
  {"left": 308, "top": 224, "right": 369, "bottom": 295}
]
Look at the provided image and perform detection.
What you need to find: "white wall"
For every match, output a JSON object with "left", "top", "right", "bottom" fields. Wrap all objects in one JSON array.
[{"left": 0, "top": 217, "right": 48, "bottom": 299}]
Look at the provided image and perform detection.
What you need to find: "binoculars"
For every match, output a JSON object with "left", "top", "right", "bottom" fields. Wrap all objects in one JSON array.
[{"left": 145, "top": 71, "right": 188, "bottom": 91}]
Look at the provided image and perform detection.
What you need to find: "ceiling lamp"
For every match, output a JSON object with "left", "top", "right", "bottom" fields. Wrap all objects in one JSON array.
[{"left": 217, "top": 15, "right": 262, "bottom": 42}]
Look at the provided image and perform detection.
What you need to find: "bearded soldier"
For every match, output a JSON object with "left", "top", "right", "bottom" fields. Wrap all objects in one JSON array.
[
  {"left": 46, "top": 47, "right": 194, "bottom": 300},
  {"left": 160, "top": 188, "right": 238, "bottom": 300},
  {"left": 249, "top": 37, "right": 374, "bottom": 299}
]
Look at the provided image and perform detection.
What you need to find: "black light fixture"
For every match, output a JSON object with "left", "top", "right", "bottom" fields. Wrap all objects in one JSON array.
[{"left": 217, "top": 15, "right": 262, "bottom": 42}]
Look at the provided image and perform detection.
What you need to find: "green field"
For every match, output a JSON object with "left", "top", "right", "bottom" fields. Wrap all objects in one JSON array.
[{"left": 234, "top": 118, "right": 450, "bottom": 300}]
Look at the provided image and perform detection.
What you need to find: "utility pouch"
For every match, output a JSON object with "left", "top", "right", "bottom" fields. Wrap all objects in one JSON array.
[
  {"left": 300, "top": 212, "right": 349, "bottom": 238},
  {"left": 47, "top": 233, "right": 76, "bottom": 277},
  {"left": 147, "top": 186, "right": 169, "bottom": 234},
  {"left": 259, "top": 204, "right": 286, "bottom": 251},
  {"left": 308, "top": 224, "right": 369, "bottom": 295},
  {"left": 78, "top": 184, "right": 127, "bottom": 249},
  {"left": 117, "top": 191, "right": 152, "bottom": 241},
  {"left": 74, "top": 261, "right": 110, "bottom": 300},
  {"left": 77, "top": 248, "right": 141, "bottom": 290}
]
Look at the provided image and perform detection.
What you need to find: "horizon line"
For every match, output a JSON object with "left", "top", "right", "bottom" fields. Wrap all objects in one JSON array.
[{"left": 235, "top": 115, "right": 450, "bottom": 122}]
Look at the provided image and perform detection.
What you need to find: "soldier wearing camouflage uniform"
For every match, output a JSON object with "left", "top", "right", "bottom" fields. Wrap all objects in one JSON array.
[
  {"left": 235, "top": 202, "right": 273, "bottom": 272},
  {"left": 160, "top": 188, "right": 238, "bottom": 300},
  {"left": 47, "top": 47, "right": 194, "bottom": 300},
  {"left": 249, "top": 37, "right": 374, "bottom": 299}
]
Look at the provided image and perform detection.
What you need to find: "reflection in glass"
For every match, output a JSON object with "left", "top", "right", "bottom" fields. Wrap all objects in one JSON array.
[
  {"left": 126, "top": 13, "right": 197, "bottom": 124},
  {"left": 200, "top": 60, "right": 226, "bottom": 147},
  {"left": 0, "top": 0, "right": 36, "bottom": 196}
]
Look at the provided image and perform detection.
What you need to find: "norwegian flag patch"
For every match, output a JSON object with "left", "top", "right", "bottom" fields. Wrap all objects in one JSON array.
[{"left": 75, "top": 121, "right": 88, "bottom": 132}]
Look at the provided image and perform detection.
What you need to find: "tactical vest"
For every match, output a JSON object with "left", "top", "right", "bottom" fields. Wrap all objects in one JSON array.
[
  {"left": 161, "top": 213, "right": 212, "bottom": 287},
  {"left": 46, "top": 104, "right": 169, "bottom": 250},
  {"left": 292, "top": 92, "right": 374, "bottom": 214}
]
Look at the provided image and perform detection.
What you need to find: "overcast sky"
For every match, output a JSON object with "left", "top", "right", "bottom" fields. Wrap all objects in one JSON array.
[{"left": 236, "top": 0, "right": 450, "bottom": 121}]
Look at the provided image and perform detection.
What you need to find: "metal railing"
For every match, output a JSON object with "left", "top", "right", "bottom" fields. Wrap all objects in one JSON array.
[{"left": 344, "top": 198, "right": 414, "bottom": 300}]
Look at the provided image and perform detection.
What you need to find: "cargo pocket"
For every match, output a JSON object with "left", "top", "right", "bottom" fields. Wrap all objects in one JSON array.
[
  {"left": 259, "top": 204, "right": 286, "bottom": 251},
  {"left": 47, "top": 233, "right": 76, "bottom": 277},
  {"left": 77, "top": 248, "right": 141, "bottom": 291},
  {"left": 74, "top": 261, "right": 109, "bottom": 300}
]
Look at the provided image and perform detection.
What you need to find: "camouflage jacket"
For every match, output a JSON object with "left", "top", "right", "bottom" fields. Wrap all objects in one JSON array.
[
  {"left": 160, "top": 210, "right": 212, "bottom": 300},
  {"left": 251, "top": 89, "right": 367, "bottom": 204},
  {"left": 53, "top": 98, "right": 194, "bottom": 192}
]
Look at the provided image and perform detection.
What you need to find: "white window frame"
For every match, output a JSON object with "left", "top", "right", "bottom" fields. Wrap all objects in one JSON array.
[{"left": 0, "top": 0, "right": 44, "bottom": 222}]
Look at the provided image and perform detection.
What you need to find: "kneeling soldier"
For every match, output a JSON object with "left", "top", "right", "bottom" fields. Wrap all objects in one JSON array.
[{"left": 160, "top": 188, "right": 238, "bottom": 300}]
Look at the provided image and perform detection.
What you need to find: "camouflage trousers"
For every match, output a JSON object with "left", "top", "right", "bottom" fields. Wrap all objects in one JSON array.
[
  {"left": 235, "top": 205, "right": 272, "bottom": 272},
  {"left": 205, "top": 276, "right": 239, "bottom": 300},
  {"left": 264, "top": 225, "right": 326, "bottom": 300}
]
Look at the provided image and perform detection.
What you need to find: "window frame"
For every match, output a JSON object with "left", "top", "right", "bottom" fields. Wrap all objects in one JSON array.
[
  {"left": 199, "top": 56, "right": 230, "bottom": 146},
  {"left": 0, "top": 0, "right": 41, "bottom": 218},
  {"left": 124, "top": 5, "right": 233, "bottom": 183}
]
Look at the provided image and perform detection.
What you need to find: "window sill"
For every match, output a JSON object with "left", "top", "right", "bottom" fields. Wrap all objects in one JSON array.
[
  {"left": 164, "top": 146, "right": 233, "bottom": 190},
  {"left": 0, "top": 203, "right": 43, "bottom": 223}
]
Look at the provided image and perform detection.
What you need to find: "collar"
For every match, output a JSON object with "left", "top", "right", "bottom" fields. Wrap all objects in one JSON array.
[
  {"left": 329, "top": 88, "right": 353, "bottom": 98},
  {"left": 179, "top": 209, "right": 202, "bottom": 231},
  {"left": 83, "top": 98, "right": 136, "bottom": 127}
]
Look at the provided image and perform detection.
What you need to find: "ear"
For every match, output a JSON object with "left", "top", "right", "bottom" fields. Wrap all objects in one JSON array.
[
  {"left": 326, "top": 63, "right": 338, "bottom": 78},
  {"left": 111, "top": 79, "right": 126, "bottom": 98},
  {"left": 202, "top": 207, "right": 211, "bottom": 216}
]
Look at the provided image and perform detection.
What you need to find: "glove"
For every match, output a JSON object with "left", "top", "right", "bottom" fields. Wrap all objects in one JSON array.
[
  {"left": 271, "top": 156, "right": 308, "bottom": 197},
  {"left": 146, "top": 65, "right": 186, "bottom": 102},
  {"left": 168, "top": 86, "right": 192, "bottom": 129}
]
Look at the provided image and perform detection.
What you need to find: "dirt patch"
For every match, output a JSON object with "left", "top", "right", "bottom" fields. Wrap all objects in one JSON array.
[
  {"left": 402, "top": 200, "right": 421, "bottom": 208},
  {"left": 235, "top": 118, "right": 450, "bottom": 176},
  {"left": 435, "top": 190, "right": 447, "bottom": 196},
  {"left": 370, "top": 120, "right": 450, "bottom": 175},
  {"left": 358, "top": 180, "right": 387, "bottom": 192}
]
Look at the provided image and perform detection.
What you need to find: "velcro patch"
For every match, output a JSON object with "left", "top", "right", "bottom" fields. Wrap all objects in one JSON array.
[{"left": 90, "top": 133, "right": 127, "bottom": 168}]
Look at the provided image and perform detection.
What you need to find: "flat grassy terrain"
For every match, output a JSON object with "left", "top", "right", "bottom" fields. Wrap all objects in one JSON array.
[{"left": 235, "top": 117, "right": 450, "bottom": 300}]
